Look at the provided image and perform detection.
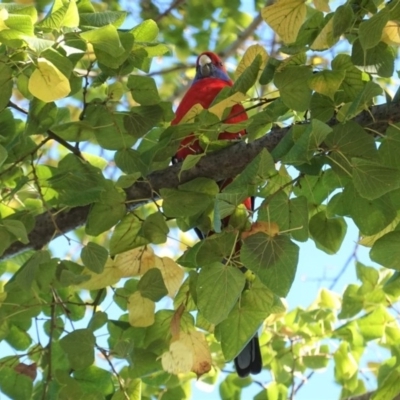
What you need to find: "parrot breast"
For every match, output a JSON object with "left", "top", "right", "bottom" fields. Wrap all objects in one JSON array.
[{"left": 172, "top": 77, "right": 247, "bottom": 160}]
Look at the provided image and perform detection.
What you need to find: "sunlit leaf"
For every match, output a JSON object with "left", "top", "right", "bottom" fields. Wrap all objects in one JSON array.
[
  {"left": 262, "top": 0, "right": 307, "bottom": 44},
  {"left": 28, "top": 58, "right": 70, "bottom": 102},
  {"left": 128, "top": 291, "right": 155, "bottom": 327}
]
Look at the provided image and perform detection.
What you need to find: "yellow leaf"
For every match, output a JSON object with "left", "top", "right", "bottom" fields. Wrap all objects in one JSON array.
[
  {"left": 180, "top": 331, "right": 212, "bottom": 377},
  {"left": 114, "top": 246, "right": 156, "bottom": 277},
  {"left": 0, "top": 9, "right": 9, "bottom": 31},
  {"left": 77, "top": 259, "right": 122, "bottom": 290},
  {"left": 313, "top": 0, "right": 330, "bottom": 12},
  {"left": 128, "top": 291, "right": 155, "bottom": 327},
  {"left": 107, "top": 82, "right": 124, "bottom": 101},
  {"left": 63, "top": 0, "right": 79, "bottom": 28},
  {"left": 208, "top": 92, "right": 247, "bottom": 119},
  {"left": 155, "top": 256, "right": 184, "bottom": 298},
  {"left": 161, "top": 340, "right": 193, "bottom": 374},
  {"left": 241, "top": 221, "right": 280, "bottom": 239},
  {"left": 235, "top": 44, "right": 269, "bottom": 79},
  {"left": 381, "top": 20, "right": 400, "bottom": 45},
  {"left": 311, "top": 17, "right": 336, "bottom": 50},
  {"left": 179, "top": 103, "right": 203, "bottom": 124},
  {"left": 28, "top": 58, "right": 70, "bottom": 102},
  {"left": 262, "top": 0, "right": 307, "bottom": 44}
]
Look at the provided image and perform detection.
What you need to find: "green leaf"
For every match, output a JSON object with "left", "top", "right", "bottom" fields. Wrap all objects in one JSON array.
[
  {"left": 3, "top": 219, "right": 29, "bottom": 244},
  {"left": 282, "top": 119, "right": 332, "bottom": 165},
  {"left": 14, "top": 250, "right": 51, "bottom": 290},
  {"left": 138, "top": 268, "right": 168, "bottom": 301},
  {"left": 325, "top": 121, "right": 378, "bottom": 175},
  {"left": 42, "top": 0, "right": 79, "bottom": 29},
  {"left": 87, "top": 311, "right": 108, "bottom": 332},
  {"left": 333, "top": 342, "right": 358, "bottom": 383},
  {"left": 341, "top": 184, "right": 396, "bottom": 235},
  {"left": 223, "top": 149, "right": 276, "bottom": 198},
  {"left": 179, "top": 154, "right": 204, "bottom": 176},
  {"left": 197, "top": 262, "right": 246, "bottom": 325},
  {"left": 352, "top": 157, "right": 400, "bottom": 200},
  {"left": 128, "top": 75, "right": 160, "bottom": 105},
  {"left": 332, "top": 54, "right": 365, "bottom": 103},
  {"left": 48, "top": 154, "right": 106, "bottom": 206},
  {"left": 42, "top": 47, "right": 73, "bottom": 78},
  {"left": 73, "top": 366, "right": 114, "bottom": 397},
  {"left": 180, "top": 232, "right": 237, "bottom": 268},
  {"left": 0, "top": 144, "right": 7, "bottom": 168},
  {"left": 114, "top": 148, "right": 148, "bottom": 175},
  {"left": 79, "top": 11, "right": 127, "bottom": 28},
  {"left": 342, "top": 81, "right": 383, "bottom": 121},
  {"left": 289, "top": 196, "right": 309, "bottom": 242},
  {"left": 370, "top": 231, "right": 400, "bottom": 269},
  {"left": 357, "top": 306, "right": 391, "bottom": 341},
  {"left": 379, "top": 124, "right": 400, "bottom": 169},
  {"left": 231, "top": 54, "right": 263, "bottom": 94},
  {"left": 109, "top": 213, "right": 148, "bottom": 256},
  {"left": 161, "top": 178, "right": 219, "bottom": 218},
  {"left": 85, "top": 105, "right": 137, "bottom": 150},
  {"left": 131, "top": 19, "right": 159, "bottom": 42},
  {"left": 274, "top": 65, "right": 313, "bottom": 111},
  {"left": 373, "top": 367, "right": 400, "bottom": 400},
  {"left": 303, "top": 354, "right": 330, "bottom": 369},
  {"left": 81, "top": 242, "right": 108, "bottom": 273},
  {"left": 240, "top": 233, "right": 298, "bottom": 296},
  {"left": 309, "top": 211, "right": 347, "bottom": 254},
  {"left": 25, "top": 98, "right": 57, "bottom": 135},
  {"left": 59, "top": 329, "right": 95, "bottom": 370},
  {"left": 124, "top": 104, "right": 169, "bottom": 139},
  {"left": 359, "top": 9, "right": 389, "bottom": 50},
  {"left": 51, "top": 121, "right": 94, "bottom": 142},
  {"left": 310, "top": 93, "right": 335, "bottom": 122},
  {"left": 308, "top": 70, "right": 345, "bottom": 100},
  {"left": 0, "top": 64, "right": 13, "bottom": 112},
  {"left": 0, "top": 366, "right": 33, "bottom": 400},
  {"left": 85, "top": 189, "right": 126, "bottom": 236},
  {"left": 5, "top": 323, "right": 32, "bottom": 350},
  {"left": 142, "top": 212, "right": 169, "bottom": 244},
  {"left": 80, "top": 24, "right": 125, "bottom": 57},
  {"left": 333, "top": 5, "right": 354, "bottom": 37},
  {"left": 351, "top": 40, "right": 395, "bottom": 78},
  {"left": 356, "top": 262, "right": 379, "bottom": 288},
  {"left": 218, "top": 279, "right": 274, "bottom": 361}
]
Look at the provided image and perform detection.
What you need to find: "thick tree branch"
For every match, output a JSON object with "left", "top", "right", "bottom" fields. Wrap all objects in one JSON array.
[{"left": 2, "top": 102, "right": 399, "bottom": 260}]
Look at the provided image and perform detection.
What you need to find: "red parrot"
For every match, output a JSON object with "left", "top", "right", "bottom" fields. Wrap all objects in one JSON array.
[{"left": 171, "top": 51, "right": 262, "bottom": 377}]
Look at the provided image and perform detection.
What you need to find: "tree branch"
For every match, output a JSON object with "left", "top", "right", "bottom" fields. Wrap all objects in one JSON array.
[
  {"left": 154, "top": 0, "right": 186, "bottom": 22},
  {"left": 2, "top": 102, "right": 399, "bottom": 260},
  {"left": 220, "top": 12, "right": 264, "bottom": 58}
]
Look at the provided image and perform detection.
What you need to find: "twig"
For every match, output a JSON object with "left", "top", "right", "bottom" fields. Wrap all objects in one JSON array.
[
  {"left": 154, "top": 0, "right": 186, "bottom": 22},
  {"left": 148, "top": 64, "right": 192, "bottom": 77},
  {"left": 97, "top": 346, "right": 129, "bottom": 399},
  {"left": 42, "top": 291, "right": 56, "bottom": 400},
  {"left": 329, "top": 242, "right": 359, "bottom": 291},
  {"left": 220, "top": 12, "right": 264, "bottom": 58},
  {"left": 8, "top": 101, "right": 83, "bottom": 158}
]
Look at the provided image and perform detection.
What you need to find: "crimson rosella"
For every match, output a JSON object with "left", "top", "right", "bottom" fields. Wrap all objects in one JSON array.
[{"left": 171, "top": 51, "right": 262, "bottom": 377}]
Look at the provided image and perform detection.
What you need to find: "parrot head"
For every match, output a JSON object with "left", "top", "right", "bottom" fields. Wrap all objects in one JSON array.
[{"left": 193, "top": 51, "right": 231, "bottom": 83}]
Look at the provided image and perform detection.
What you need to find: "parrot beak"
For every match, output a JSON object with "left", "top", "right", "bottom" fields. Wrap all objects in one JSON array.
[{"left": 198, "top": 54, "right": 213, "bottom": 77}]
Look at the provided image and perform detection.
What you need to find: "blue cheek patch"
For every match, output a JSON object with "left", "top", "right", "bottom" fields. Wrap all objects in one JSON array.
[{"left": 193, "top": 65, "right": 231, "bottom": 83}]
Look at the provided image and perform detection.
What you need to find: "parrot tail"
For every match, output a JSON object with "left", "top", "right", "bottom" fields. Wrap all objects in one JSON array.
[{"left": 234, "top": 335, "right": 262, "bottom": 377}]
